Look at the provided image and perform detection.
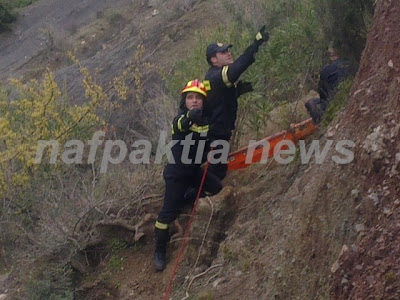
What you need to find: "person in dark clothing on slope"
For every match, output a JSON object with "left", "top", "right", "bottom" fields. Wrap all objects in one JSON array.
[
  {"left": 305, "top": 46, "right": 356, "bottom": 123},
  {"left": 153, "top": 79, "right": 222, "bottom": 272},
  {"left": 203, "top": 25, "right": 270, "bottom": 180}
]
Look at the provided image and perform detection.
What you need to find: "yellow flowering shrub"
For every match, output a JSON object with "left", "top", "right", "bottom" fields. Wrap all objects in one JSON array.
[{"left": 0, "top": 61, "right": 112, "bottom": 198}]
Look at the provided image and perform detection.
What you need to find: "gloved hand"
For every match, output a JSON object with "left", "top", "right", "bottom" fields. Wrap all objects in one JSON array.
[
  {"left": 236, "top": 81, "right": 253, "bottom": 97},
  {"left": 187, "top": 108, "right": 202, "bottom": 124},
  {"left": 255, "top": 25, "right": 269, "bottom": 45}
]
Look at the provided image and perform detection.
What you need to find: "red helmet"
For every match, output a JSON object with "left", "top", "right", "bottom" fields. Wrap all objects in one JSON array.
[{"left": 181, "top": 79, "right": 207, "bottom": 97}]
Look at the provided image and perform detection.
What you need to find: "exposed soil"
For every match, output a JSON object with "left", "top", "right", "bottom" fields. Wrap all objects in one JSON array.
[
  {"left": 329, "top": 0, "right": 400, "bottom": 298},
  {"left": 1, "top": 0, "right": 400, "bottom": 299}
]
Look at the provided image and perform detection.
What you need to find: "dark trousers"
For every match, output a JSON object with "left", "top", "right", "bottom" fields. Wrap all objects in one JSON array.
[
  {"left": 305, "top": 97, "right": 323, "bottom": 123},
  {"left": 156, "top": 164, "right": 222, "bottom": 226},
  {"left": 305, "top": 96, "right": 333, "bottom": 124},
  {"left": 207, "top": 138, "right": 230, "bottom": 180}
]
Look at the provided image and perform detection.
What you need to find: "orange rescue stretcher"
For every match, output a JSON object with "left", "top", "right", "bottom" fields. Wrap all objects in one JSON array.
[{"left": 227, "top": 118, "right": 318, "bottom": 170}]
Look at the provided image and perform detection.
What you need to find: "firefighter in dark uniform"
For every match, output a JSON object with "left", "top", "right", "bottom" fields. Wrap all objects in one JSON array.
[
  {"left": 204, "top": 25, "right": 270, "bottom": 180},
  {"left": 153, "top": 80, "right": 222, "bottom": 271},
  {"left": 305, "top": 46, "right": 356, "bottom": 123}
]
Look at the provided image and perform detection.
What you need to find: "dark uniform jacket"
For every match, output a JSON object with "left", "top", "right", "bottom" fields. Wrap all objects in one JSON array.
[
  {"left": 204, "top": 41, "right": 262, "bottom": 140},
  {"left": 318, "top": 58, "right": 354, "bottom": 101},
  {"left": 165, "top": 97, "right": 209, "bottom": 177},
  {"left": 157, "top": 97, "right": 221, "bottom": 226}
]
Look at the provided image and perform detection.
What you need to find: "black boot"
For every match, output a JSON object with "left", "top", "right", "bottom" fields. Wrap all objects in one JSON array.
[
  {"left": 305, "top": 97, "right": 323, "bottom": 124},
  {"left": 153, "top": 227, "right": 169, "bottom": 271},
  {"left": 153, "top": 248, "right": 166, "bottom": 271}
]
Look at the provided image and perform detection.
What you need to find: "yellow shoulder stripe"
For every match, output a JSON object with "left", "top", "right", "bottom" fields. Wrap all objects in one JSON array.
[
  {"left": 190, "top": 124, "right": 209, "bottom": 133},
  {"left": 177, "top": 115, "right": 185, "bottom": 132},
  {"left": 222, "top": 66, "right": 232, "bottom": 87}
]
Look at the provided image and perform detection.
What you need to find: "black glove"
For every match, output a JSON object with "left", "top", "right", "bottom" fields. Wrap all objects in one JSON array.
[
  {"left": 255, "top": 25, "right": 269, "bottom": 45},
  {"left": 187, "top": 108, "right": 202, "bottom": 124},
  {"left": 236, "top": 81, "right": 253, "bottom": 97}
]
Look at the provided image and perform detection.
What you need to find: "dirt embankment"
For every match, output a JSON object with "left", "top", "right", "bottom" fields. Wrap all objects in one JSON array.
[
  {"left": 0, "top": 0, "right": 119, "bottom": 78},
  {"left": 71, "top": 1, "right": 400, "bottom": 294},
  {"left": 207, "top": 1, "right": 400, "bottom": 299},
  {"left": 330, "top": 0, "right": 400, "bottom": 298},
  {"left": 1, "top": 0, "right": 399, "bottom": 299},
  {"left": 155, "top": 0, "right": 400, "bottom": 298}
]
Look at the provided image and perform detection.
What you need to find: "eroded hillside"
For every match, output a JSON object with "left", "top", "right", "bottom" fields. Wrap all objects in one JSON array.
[
  {"left": 58, "top": 1, "right": 400, "bottom": 298},
  {"left": 1, "top": 0, "right": 399, "bottom": 299}
]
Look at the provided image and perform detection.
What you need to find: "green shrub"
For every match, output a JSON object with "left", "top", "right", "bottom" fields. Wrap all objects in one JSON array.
[
  {"left": 250, "top": 2, "right": 324, "bottom": 102},
  {"left": 312, "top": 0, "right": 375, "bottom": 62},
  {"left": 0, "top": 0, "right": 39, "bottom": 32},
  {"left": 26, "top": 279, "right": 73, "bottom": 300},
  {"left": 2, "top": 0, "right": 37, "bottom": 9},
  {"left": 109, "top": 238, "right": 127, "bottom": 253},
  {"left": 0, "top": 2, "right": 16, "bottom": 31},
  {"left": 25, "top": 263, "right": 73, "bottom": 300},
  {"left": 108, "top": 255, "right": 125, "bottom": 270},
  {"left": 321, "top": 78, "right": 353, "bottom": 126},
  {"left": 13, "top": 0, "right": 37, "bottom": 8},
  {"left": 166, "top": 0, "right": 372, "bottom": 141}
]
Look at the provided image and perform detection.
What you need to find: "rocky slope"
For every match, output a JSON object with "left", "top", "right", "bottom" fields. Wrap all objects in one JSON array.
[
  {"left": 1, "top": 0, "right": 399, "bottom": 299},
  {"left": 154, "top": 1, "right": 400, "bottom": 298},
  {"left": 329, "top": 0, "right": 400, "bottom": 298}
]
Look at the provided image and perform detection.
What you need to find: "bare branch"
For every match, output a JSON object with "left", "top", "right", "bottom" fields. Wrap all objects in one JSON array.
[
  {"left": 95, "top": 213, "right": 156, "bottom": 241},
  {"left": 181, "top": 264, "right": 224, "bottom": 300}
]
